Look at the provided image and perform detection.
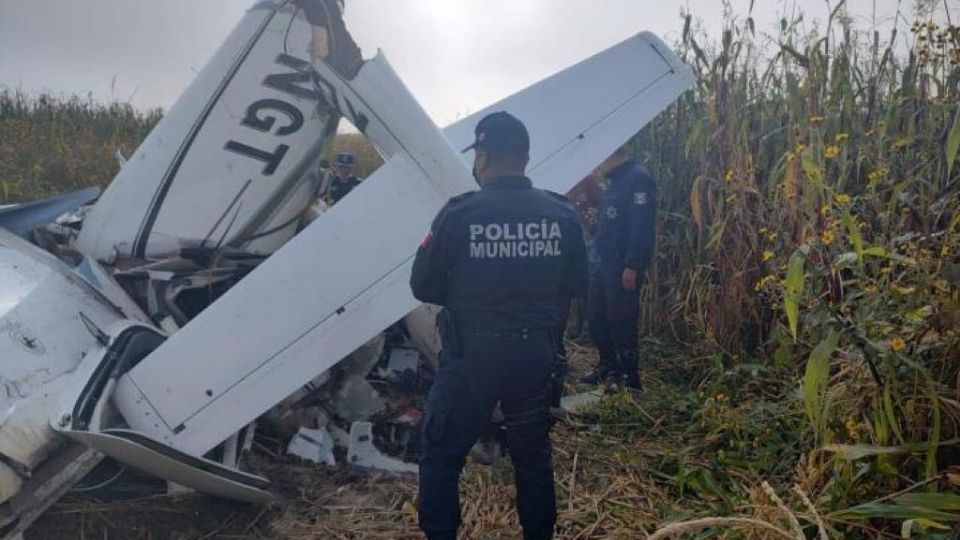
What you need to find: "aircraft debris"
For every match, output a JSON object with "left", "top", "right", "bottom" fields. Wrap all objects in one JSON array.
[
  {"left": 287, "top": 427, "right": 337, "bottom": 466},
  {"left": 0, "top": 0, "right": 694, "bottom": 533},
  {"left": 330, "top": 376, "right": 387, "bottom": 424},
  {"left": 560, "top": 390, "right": 604, "bottom": 413},
  {"left": 347, "top": 422, "right": 417, "bottom": 475}
]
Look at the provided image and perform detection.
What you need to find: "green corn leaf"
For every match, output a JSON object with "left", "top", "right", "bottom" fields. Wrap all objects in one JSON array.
[
  {"left": 823, "top": 438, "right": 960, "bottom": 460},
  {"left": 897, "top": 493, "right": 960, "bottom": 511},
  {"left": 883, "top": 384, "right": 905, "bottom": 445},
  {"left": 947, "top": 107, "right": 960, "bottom": 177},
  {"left": 843, "top": 211, "right": 864, "bottom": 269},
  {"left": 926, "top": 379, "right": 941, "bottom": 483},
  {"left": 833, "top": 502, "right": 960, "bottom": 521},
  {"left": 902, "top": 519, "right": 952, "bottom": 539},
  {"left": 784, "top": 248, "right": 807, "bottom": 340},
  {"left": 803, "top": 330, "right": 838, "bottom": 439}
]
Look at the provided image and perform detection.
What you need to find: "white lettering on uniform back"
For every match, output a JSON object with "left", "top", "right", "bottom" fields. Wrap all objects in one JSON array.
[{"left": 468, "top": 220, "right": 564, "bottom": 259}]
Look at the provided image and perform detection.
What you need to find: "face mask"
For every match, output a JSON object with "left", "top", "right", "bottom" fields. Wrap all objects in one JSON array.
[{"left": 472, "top": 154, "right": 483, "bottom": 185}]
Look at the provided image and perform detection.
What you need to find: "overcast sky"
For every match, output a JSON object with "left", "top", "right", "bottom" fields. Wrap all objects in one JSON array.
[{"left": 0, "top": 0, "right": 949, "bottom": 125}]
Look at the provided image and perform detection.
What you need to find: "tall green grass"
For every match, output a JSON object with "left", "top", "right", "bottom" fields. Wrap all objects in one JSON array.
[
  {"left": 0, "top": 90, "right": 161, "bottom": 202},
  {"left": 631, "top": 6, "right": 960, "bottom": 535}
]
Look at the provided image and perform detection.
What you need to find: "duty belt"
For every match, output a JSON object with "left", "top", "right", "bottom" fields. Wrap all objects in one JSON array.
[{"left": 465, "top": 327, "right": 553, "bottom": 342}]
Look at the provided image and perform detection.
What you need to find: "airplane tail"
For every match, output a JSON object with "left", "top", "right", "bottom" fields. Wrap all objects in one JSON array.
[{"left": 74, "top": 1, "right": 351, "bottom": 262}]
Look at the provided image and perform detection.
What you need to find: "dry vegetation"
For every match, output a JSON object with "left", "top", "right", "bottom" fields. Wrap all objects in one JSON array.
[{"left": 5, "top": 3, "right": 960, "bottom": 539}]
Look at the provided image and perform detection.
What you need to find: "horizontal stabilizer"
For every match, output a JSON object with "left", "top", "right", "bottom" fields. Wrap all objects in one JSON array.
[{"left": 0, "top": 187, "right": 100, "bottom": 238}]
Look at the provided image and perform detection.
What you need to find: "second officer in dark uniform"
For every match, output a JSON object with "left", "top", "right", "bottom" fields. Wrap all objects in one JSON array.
[
  {"left": 586, "top": 145, "right": 658, "bottom": 388},
  {"left": 411, "top": 112, "right": 587, "bottom": 540}
]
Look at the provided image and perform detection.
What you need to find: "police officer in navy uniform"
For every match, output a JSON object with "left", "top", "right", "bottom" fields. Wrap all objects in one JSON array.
[
  {"left": 326, "top": 152, "right": 362, "bottom": 204},
  {"left": 411, "top": 112, "right": 587, "bottom": 540},
  {"left": 585, "top": 145, "right": 657, "bottom": 389}
]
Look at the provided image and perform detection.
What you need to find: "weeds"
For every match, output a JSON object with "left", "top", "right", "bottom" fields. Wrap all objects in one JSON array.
[{"left": 4, "top": 4, "right": 959, "bottom": 537}]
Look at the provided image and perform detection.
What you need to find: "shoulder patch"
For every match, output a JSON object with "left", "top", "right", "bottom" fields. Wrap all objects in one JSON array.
[
  {"left": 542, "top": 189, "right": 574, "bottom": 204},
  {"left": 447, "top": 191, "right": 478, "bottom": 204}
]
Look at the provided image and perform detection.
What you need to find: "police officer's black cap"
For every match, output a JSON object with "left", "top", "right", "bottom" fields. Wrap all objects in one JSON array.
[
  {"left": 462, "top": 111, "right": 530, "bottom": 155},
  {"left": 336, "top": 152, "right": 356, "bottom": 166}
]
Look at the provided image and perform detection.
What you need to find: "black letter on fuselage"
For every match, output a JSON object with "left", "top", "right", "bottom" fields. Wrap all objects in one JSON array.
[
  {"left": 264, "top": 54, "right": 323, "bottom": 102},
  {"left": 224, "top": 141, "right": 290, "bottom": 175},
  {"left": 241, "top": 99, "right": 304, "bottom": 136},
  {"left": 342, "top": 97, "right": 369, "bottom": 134}
]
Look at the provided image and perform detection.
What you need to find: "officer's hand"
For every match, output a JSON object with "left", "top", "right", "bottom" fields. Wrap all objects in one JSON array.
[{"left": 622, "top": 267, "right": 638, "bottom": 291}]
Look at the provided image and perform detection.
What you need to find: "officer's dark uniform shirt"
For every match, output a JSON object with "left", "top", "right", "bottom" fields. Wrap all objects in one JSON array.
[
  {"left": 592, "top": 159, "right": 658, "bottom": 271},
  {"left": 329, "top": 174, "right": 361, "bottom": 204},
  {"left": 411, "top": 176, "right": 588, "bottom": 331}
]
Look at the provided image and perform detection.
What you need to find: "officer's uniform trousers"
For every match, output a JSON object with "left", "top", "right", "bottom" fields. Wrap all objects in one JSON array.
[
  {"left": 419, "top": 330, "right": 557, "bottom": 540},
  {"left": 586, "top": 242, "right": 640, "bottom": 375}
]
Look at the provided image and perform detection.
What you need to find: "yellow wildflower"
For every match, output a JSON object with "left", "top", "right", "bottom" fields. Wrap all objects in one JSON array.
[
  {"left": 891, "top": 139, "right": 910, "bottom": 150},
  {"left": 795, "top": 144, "right": 807, "bottom": 154},
  {"left": 820, "top": 205, "right": 831, "bottom": 217},
  {"left": 755, "top": 275, "right": 778, "bottom": 291},
  {"left": 809, "top": 116, "right": 825, "bottom": 125},
  {"left": 846, "top": 422, "right": 860, "bottom": 441},
  {"left": 835, "top": 193, "right": 851, "bottom": 204},
  {"left": 891, "top": 337, "right": 906, "bottom": 352},
  {"left": 821, "top": 230, "right": 836, "bottom": 245},
  {"left": 725, "top": 169, "right": 735, "bottom": 182},
  {"left": 825, "top": 145, "right": 840, "bottom": 159},
  {"left": 835, "top": 133, "right": 849, "bottom": 144},
  {"left": 762, "top": 250, "right": 774, "bottom": 262},
  {"left": 759, "top": 227, "right": 769, "bottom": 235}
]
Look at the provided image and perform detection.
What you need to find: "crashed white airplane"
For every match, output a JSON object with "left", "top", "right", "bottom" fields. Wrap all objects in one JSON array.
[{"left": 0, "top": 0, "right": 693, "bottom": 535}]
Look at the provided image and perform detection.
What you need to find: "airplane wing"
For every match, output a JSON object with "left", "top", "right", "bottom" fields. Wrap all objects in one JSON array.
[
  {"left": 444, "top": 32, "right": 694, "bottom": 194},
  {"left": 102, "top": 31, "right": 694, "bottom": 457}
]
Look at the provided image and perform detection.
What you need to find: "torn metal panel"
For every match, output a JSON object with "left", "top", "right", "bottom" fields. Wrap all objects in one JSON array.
[
  {"left": 560, "top": 390, "right": 603, "bottom": 413},
  {"left": 403, "top": 305, "right": 441, "bottom": 371},
  {"left": 347, "top": 422, "right": 416, "bottom": 475},
  {"left": 287, "top": 427, "right": 336, "bottom": 466},
  {"left": 330, "top": 376, "right": 386, "bottom": 424},
  {"left": 74, "top": 257, "right": 150, "bottom": 323},
  {"left": 379, "top": 347, "right": 420, "bottom": 385},
  {"left": 0, "top": 187, "right": 99, "bottom": 239}
]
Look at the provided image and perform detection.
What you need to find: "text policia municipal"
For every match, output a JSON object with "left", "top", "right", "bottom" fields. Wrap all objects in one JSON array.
[{"left": 469, "top": 221, "right": 563, "bottom": 259}]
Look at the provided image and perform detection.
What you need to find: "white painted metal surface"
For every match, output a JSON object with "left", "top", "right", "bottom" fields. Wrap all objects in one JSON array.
[
  {"left": 443, "top": 32, "right": 695, "bottom": 195},
  {"left": 111, "top": 31, "right": 693, "bottom": 457},
  {"left": 0, "top": 230, "right": 123, "bottom": 502},
  {"left": 63, "top": 430, "right": 272, "bottom": 504},
  {"left": 75, "top": 2, "right": 340, "bottom": 260}
]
